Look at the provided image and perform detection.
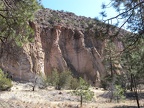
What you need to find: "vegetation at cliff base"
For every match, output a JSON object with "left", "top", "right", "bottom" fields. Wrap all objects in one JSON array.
[
  {"left": 0, "top": 69, "right": 12, "bottom": 91},
  {"left": 43, "top": 69, "right": 94, "bottom": 107},
  {"left": 44, "top": 69, "right": 80, "bottom": 90}
]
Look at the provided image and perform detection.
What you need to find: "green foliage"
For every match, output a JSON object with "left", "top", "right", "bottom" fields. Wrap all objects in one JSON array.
[
  {"left": 46, "top": 69, "right": 60, "bottom": 87},
  {"left": 121, "top": 38, "right": 144, "bottom": 86},
  {"left": 102, "top": 74, "right": 126, "bottom": 102},
  {"left": 0, "top": 0, "right": 42, "bottom": 47},
  {"left": 113, "top": 84, "right": 125, "bottom": 102},
  {"left": 100, "top": 1, "right": 143, "bottom": 106},
  {"left": 45, "top": 69, "right": 79, "bottom": 90},
  {"left": 70, "top": 77, "right": 80, "bottom": 90},
  {"left": 103, "top": 39, "right": 122, "bottom": 76},
  {"left": 101, "top": 0, "right": 144, "bottom": 34},
  {"left": 101, "top": 75, "right": 113, "bottom": 90},
  {"left": 73, "top": 77, "right": 94, "bottom": 106},
  {"left": 58, "top": 70, "right": 73, "bottom": 89},
  {"left": 0, "top": 69, "right": 12, "bottom": 91},
  {"left": 77, "top": 77, "right": 90, "bottom": 90}
]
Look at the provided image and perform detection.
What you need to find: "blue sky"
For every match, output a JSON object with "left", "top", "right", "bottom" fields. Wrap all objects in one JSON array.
[{"left": 41, "top": 0, "right": 118, "bottom": 20}]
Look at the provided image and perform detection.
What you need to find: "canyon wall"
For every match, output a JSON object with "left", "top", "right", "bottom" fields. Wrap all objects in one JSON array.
[{"left": 0, "top": 9, "right": 125, "bottom": 86}]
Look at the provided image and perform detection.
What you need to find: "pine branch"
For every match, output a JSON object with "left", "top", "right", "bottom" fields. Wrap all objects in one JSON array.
[{"left": 104, "top": 1, "right": 144, "bottom": 22}]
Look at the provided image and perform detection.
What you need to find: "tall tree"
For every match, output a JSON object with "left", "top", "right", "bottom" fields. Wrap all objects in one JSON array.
[
  {"left": 0, "top": 0, "right": 41, "bottom": 56},
  {"left": 100, "top": 0, "right": 144, "bottom": 107},
  {"left": 101, "top": 0, "right": 144, "bottom": 35},
  {"left": 100, "top": 0, "right": 144, "bottom": 81}
]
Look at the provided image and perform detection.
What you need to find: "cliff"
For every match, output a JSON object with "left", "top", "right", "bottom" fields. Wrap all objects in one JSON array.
[{"left": 0, "top": 9, "right": 125, "bottom": 86}]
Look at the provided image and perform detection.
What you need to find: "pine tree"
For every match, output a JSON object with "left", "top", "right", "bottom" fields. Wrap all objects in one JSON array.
[
  {"left": 100, "top": 1, "right": 144, "bottom": 106},
  {"left": 0, "top": 0, "right": 42, "bottom": 56}
]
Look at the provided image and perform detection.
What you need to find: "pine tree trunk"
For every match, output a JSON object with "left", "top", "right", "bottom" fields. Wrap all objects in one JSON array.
[
  {"left": 80, "top": 95, "right": 83, "bottom": 107},
  {"left": 133, "top": 75, "right": 140, "bottom": 108},
  {"left": 130, "top": 74, "right": 133, "bottom": 91}
]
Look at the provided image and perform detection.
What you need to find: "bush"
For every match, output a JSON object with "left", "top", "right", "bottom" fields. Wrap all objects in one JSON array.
[
  {"left": 102, "top": 75, "right": 126, "bottom": 102},
  {"left": 45, "top": 69, "right": 77, "bottom": 90},
  {"left": 0, "top": 69, "right": 12, "bottom": 91},
  {"left": 73, "top": 77, "right": 94, "bottom": 107},
  {"left": 70, "top": 77, "right": 80, "bottom": 90},
  {"left": 101, "top": 75, "right": 113, "bottom": 90},
  {"left": 46, "top": 69, "right": 60, "bottom": 87},
  {"left": 58, "top": 70, "right": 73, "bottom": 89},
  {"left": 44, "top": 69, "right": 90, "bottom": 91},
  {"left": 113, "top": 84, "right": 125, "bottom": 102}
]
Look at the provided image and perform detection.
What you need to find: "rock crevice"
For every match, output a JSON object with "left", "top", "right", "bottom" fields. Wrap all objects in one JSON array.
[{"left": 0, "top": 9, "right": 125, "bottom": 85}]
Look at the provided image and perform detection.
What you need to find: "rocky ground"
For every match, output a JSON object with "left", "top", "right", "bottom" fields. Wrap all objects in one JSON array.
[{"left": 0, "top": 82, "right": 144, "bottom": 108}]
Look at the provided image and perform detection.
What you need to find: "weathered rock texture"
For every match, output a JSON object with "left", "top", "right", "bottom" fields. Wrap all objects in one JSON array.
[{"left": 0, "top": 9, "right": 125, "bottom": 86}]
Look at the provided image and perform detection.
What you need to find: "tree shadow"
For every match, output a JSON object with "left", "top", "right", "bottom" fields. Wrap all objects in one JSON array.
[
  {"left": 125, "top": 91, "right": 144, "bottom": 100},
  {"left": 113, "top": 106, "right": 137, "bottom": 108},
  {"left": 98, "top": 90, "right": 144, "bottom": 100}
]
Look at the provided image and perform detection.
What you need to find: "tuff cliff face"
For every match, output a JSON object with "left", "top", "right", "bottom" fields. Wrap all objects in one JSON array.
[
  {"left": 35, "top": 25, "right": 106, "bottom": 85},
  {"left": 0, "top": 9, "right": 125, "bottom": 86}
]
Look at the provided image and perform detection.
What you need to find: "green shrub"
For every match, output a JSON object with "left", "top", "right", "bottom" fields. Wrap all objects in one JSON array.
[
  {"left": 102, "top": 75, "right": 126, "bottom": 102},
  {"left": 70, "top": 77, "right": 80, "bottom": 90},
  {"left": 101, "top": 75, "right": 113, "bottom": 90},
  {"left": 47, "top": 69, "right": 60, "bottom": 87},
  {"left": 44, "top": 69, "right": 90, "bottom": 91},
  {"left": 73, "top": 77, "right": 94, "bottom": 107},
  {"left": 0, "top": 69, "right": 12, "bottom": 91},
  {"left": 58, "top": 70, "right": 73, "bottom": 89},
  {"left": 45, "top": 69, "right": 76, "bottom": 90},
  {"left": 113, "top": 84, "right": 125, "bottom": 102}
]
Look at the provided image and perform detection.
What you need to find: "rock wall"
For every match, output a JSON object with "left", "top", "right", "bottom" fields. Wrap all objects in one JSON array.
[
  {"left": 0, "top": 24, "right": 107, "bottom": 86},
  {"left": 35, "top": 24, "right": 106, "bottom": 86},
  {"left": 0, "top": 9, "right": 125, "bottom": 86}
]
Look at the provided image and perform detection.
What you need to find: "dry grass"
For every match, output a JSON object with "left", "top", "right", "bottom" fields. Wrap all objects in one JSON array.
[{"left": 0, "top": 82, "right": 144, "bottom": 108}]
